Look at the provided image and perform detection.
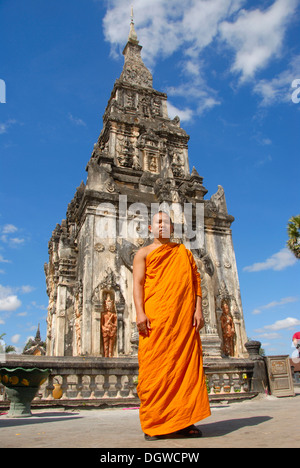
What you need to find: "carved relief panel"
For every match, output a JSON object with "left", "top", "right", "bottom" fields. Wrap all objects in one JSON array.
[
  {"left": 169, "top": 147, "right": 185, "bottom": 178},
  {"left": 144, "top": 152, "right": 160, "bottom": 174}
]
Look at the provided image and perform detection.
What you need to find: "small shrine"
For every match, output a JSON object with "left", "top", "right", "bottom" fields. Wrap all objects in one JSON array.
[{"left": 23, "top": 325, "right": 46, "bottom": 356}]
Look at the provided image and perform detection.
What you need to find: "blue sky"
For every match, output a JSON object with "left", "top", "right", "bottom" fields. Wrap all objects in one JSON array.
[{"left": 0, "top": 0, "right": 299, "bottom": 357}]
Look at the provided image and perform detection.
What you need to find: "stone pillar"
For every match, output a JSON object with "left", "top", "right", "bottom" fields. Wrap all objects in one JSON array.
[
  {"left": 81, "top": 213, "right": 95, "bottom": 355},
  {"left": 245, "top": 341, "right": 269, "bottom": 393},
  {"left": 54, "top": 284, "right": 67, "bottom": 356}
]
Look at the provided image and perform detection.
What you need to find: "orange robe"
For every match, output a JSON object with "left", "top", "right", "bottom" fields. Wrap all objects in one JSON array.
[{"left": 137, "top": 242, "right": 211, "bottom": 437}]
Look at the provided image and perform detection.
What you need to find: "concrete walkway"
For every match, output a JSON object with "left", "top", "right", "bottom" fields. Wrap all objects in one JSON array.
[{"left": 1, "top": 389, "right": 299, "bottom": 449}]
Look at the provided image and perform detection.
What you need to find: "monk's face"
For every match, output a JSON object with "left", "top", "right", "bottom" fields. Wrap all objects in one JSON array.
[{"left": 150, "top": 212, "right": 173, "bottom": 239}]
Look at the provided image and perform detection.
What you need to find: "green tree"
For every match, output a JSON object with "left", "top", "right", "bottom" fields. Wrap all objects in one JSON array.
[
  {"left": 0, "top": 333, "right": 16, "bottom": 354},
  {"left": 287, "top": 215, "right": 300, "bottom": 259}
]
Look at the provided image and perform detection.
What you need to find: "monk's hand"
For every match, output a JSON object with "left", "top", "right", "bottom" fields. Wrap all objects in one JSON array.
[
  {"left": 193, "top": 309, "right": 204, "bottom": 332},
  {"left": 136, "top": 312, "right": 151, "bottom": 335}
]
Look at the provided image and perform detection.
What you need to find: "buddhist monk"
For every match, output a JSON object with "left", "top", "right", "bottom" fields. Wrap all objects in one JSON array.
[{"left": 133, "top": 211, "right": 211, "bottom": 440}]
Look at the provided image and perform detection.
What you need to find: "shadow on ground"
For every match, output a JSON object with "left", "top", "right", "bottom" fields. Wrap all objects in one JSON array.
[
  {"left": 0, "top": 412, "right": 81, "bottom": 428},
  {"left": 199, "top": 416, "right": 272, "bottom": 438}
]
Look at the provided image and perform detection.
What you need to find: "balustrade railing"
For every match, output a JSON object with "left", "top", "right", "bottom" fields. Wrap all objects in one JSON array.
[{"left": 0, "top": 355, "right": 256, "bottom": 407}]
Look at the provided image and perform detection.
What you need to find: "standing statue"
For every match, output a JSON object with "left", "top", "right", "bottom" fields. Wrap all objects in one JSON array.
[
  {"left": 74, "top": 281, "right": 83, "bottom": 355},
  {"left": 220, "top": 300, "right": 235, "bottom": 357},
  {"left": 101, "top": 293, "right": 117, "bottom": 357},
  {"left": 75, "top": 308, "right": 82, "bottom": 356}
]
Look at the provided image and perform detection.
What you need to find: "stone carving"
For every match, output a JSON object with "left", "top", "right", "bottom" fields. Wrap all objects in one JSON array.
[
  {"left": 94, "top": 243, "right": 105, "bottom": 252},
  {"left": 120, "top": 30, "right": 153, "bottom": 89},
  {"left": 74, "top": 280, "right": 83, "bottom": 355},
  {"left": 125, "top": 91, "right": 136, "bottom": 109},
  {"left": 132, "top": 152, "right": 142, "bottom": 170},
  {"left": 220, "top": 299, "right": 236, "bottom": 357},
  {"left": 154, "top": 178, "right": 174, "bottom": 202},
  {"left": 170, "top": 150, "right": 184, "bottom": 178},
  {"left": 101, "top": 293, "right": 117, "bottom": 357},
  {"left": 148, "top": 155, "right": 159, "bottom": 173},
  {"left": 130, "top": 322, "right": 139, "bottom": 355},
  {"left": 211, "top": 185, "right": 228, "bottom": 214},
  {"left": 151, "top": 96, "right": 161, "bottom": 116},
  {"left": 116, "top": 136, "right": 134, "bottom": 168},
  {"left": 121, "top": 62, "right": 153, "bottom": 89},
  {"left": 118, "top": 239, "right": 138, "bottom": 272}
]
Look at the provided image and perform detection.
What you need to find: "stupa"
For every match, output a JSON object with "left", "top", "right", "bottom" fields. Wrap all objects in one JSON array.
[{"left": 45, "top": 16, "right": 248, "bottom": 359}]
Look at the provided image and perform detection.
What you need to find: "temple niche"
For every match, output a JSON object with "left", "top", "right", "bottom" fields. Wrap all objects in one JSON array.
[
  {"left": 101, "top": 293, "right": 117, "bottom": 358},
  {"left": 44, "top": 18, "right": 248, "bottom": 359}
]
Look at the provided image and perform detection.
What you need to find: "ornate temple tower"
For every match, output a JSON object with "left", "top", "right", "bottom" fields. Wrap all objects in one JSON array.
[{"left": 45, "top": 19, "right": 248, "bottom": 358}]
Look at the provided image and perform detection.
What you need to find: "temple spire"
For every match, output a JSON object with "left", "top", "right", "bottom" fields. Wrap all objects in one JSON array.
[
  {"left": 128, "top": 6, "right": 139, "bottom": 44},
  {"left": 120, "top": 6, "right": 153, "bottom": 89}
]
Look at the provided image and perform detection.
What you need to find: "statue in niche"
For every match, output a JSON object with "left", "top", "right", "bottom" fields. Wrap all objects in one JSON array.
[
  {"left": 126, "top": 91, "right": 135, "bottom": 108},
  {"left": 75, "top": 308, "right": 82, "bottom": 355},
  {"left": 151, "top": 97, "right": 161, "bottom": 116},
  {"left": 140, "top": 96, "right": 150, "bottom": 117},
  {"left": 220, "top": 299, "right": 235, "bottom": 357},
  {"left": 101, "top": 293, "right": 117, "bottom": 357},
  {"left": 74, "top": 280, "right": 83, "bottom": 355},
  {"left": 149, "top": 156, "right": 158, "bottom": 173},
  {"left": 132, "top": 152, "right": 142, "bottom": 170}
]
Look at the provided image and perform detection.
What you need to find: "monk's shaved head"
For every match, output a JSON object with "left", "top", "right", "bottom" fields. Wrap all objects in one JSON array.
[
  {"left": 149, "top": 210, "right": 174, "bottom": 239},
  {"left": 151, "top": 210, "right": 173, "bottom": 226}
]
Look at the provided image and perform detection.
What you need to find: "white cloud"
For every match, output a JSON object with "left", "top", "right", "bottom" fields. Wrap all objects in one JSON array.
[
  {"left": 167, "top": 102, "right": 194, "bottom": 122},
  {"left": 167, "top": 76, "right": 222, "bottom": 116},
  {"left": 20, "top": 285, "right": 35, "bottom": 294},
  {"left": 102, "top": 0, "right": 299, "bottom": 112},
  {"left": 11, "top": 334, "right": 21, "bottom": 344},
  {"left": 0, "top": 224, "right": 25, "bottom": 247},
  {"left": 0, "top": 285, "right": 21, "bottom": 312},
  {"left": 103, "top": 0, "right": 187, "bottom": 64},
  {"left": 252, "top": 296, "right": 298, "bottom": 315},
  {"left": 243, "top": 247, "right": 297, "bottom": 272},
  {"left": 256, "top": 317, "right": 300, "bottom": 332},
  {"left": 68, "top": 113, "right": 87, "bottom": 127},
  {"left": 254, "top": 55, "right": 300, "bottom": 106},
  {"left": 9, "top": 237, "right": 25, "bottom": 245},
  {"left": 0, "top": 255, "right": 10, "bottom": 264},
  {"left": 2, "top": 224, "right": 18, "bottom": 234},
  {"left": 0, "top": 295, "right": 21, "bottom": 312},
  {"left": 254, "top": 154, "right": 272, "bottom": 168},
  {"left": 219, "top": 0, "right": 298, "bottom": 82},
  {"left": 102, "top": 0, "right": 241, "bottom": 115},
  {"left": 0, "top": 119, "right": 18, "bottom": 135},
  {"left": 256, "top": 332, "right": 281, "bottom": 340}
]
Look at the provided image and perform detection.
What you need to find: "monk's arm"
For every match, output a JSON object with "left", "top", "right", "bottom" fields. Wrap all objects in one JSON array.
[
  {"left": 193, "top": 295, "right": 204, "bottom": 332},
  {"left": 186, "top": 250, "right": 204, "bottom": 332},
  {"left": 133, "top": 250, "right": 151, "bottom": 331}
]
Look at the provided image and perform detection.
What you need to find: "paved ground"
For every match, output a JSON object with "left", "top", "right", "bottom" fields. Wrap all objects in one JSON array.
[{"left": 0, "top": 388, "right": 299, "bottom": 449}]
